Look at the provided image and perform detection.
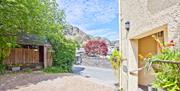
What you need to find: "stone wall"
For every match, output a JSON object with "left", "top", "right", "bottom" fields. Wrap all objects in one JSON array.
[{"left": 81, "top": 55, "right": 112, "bottom": 68}]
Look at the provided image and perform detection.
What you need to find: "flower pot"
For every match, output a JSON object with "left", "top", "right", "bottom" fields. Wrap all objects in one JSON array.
[
  {"left": 12, "top": 66, "right": 20, "bottom": 71},
  {"left": 114, "top": 87, "right": 121, "bottom": 91},
  {"left": 157, "top": 88, "right": 166, "bottom": 91},
  {"left": 148, "top": 85, "right": 157, "bottom": 91}
]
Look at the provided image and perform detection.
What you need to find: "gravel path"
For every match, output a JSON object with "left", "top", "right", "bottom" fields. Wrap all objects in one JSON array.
[{"left": 0, "top": 72, "right": 115, "bottom": 91}]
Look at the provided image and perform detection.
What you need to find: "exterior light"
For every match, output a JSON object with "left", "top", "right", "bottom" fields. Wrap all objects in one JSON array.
[
  {"left": 125, "top": 21, "right": 130, "bottom": 31},
  {"left": 157, "top": 31, "right": 163, "bottom": 37},
  {"left": 34, "top": 49, "right": 38, "bottom": 52}
]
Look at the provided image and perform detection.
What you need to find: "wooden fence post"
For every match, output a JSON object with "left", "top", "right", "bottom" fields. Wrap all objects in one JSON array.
[{"left": 44, "top": 46, "right": 47, "bottom": 68}]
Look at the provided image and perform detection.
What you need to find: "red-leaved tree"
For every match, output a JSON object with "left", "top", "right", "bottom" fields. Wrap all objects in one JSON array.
[{"left": 84, "top": 40, "right": 108, "bottom": 56}]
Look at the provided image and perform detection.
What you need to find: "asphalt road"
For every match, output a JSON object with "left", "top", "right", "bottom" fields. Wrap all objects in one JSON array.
[
  {"left": 72, "top": 65, "right": 116, "bottom": 86},
  {"left": 72, "top": 65, "right": 148, "bottom": 91}
]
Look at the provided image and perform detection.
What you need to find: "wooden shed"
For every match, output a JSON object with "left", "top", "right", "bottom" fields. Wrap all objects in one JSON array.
[{"left": 4, "top": 34, "right": 53, "bottom": 69}]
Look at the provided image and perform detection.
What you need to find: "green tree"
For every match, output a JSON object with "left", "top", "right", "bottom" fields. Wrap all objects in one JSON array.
[{"left": 0, "top": 0, "right": 73, "bottom": 73}]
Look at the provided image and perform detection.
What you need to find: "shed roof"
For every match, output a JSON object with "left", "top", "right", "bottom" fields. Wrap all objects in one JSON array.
[{"left": 17, "top": 34, "right": 51, "bottom": 46}]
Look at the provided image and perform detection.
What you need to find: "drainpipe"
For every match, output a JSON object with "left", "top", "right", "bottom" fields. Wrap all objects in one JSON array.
[
  {"left": 126, "top": 28, "right": 129, "bottom": 91},
  {"left": 125, "top": 21, "right": 130, "bottom": 91},
  {"left": 118, "top": 0, "right": 123, "bottom": 90}
]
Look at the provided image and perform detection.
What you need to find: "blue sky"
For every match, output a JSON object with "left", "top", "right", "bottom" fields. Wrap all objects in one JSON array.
[{"left": 58, "top": 0, "right": 119, "bottom": 41}]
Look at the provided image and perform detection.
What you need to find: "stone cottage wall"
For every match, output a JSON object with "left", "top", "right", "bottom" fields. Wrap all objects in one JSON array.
[
  {"left": 121, "top": 0, "right": 180, "bottom": 47},
  {"left": 120, "top": 0, "right": 180, "bottom": 91}
]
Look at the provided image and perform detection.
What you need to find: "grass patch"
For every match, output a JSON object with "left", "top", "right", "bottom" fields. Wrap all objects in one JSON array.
[
  {"left": 43, "top": 66, "right": 70, "bottom": 73},
  {"left": 23, "top": 68, "right": 33, "bottom": 73}
]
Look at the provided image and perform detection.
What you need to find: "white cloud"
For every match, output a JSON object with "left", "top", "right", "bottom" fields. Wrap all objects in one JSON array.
[
  {"left": 58, "top": 0, "right": 118, "bottom": 25},
  {"left": 58, "top": 0, "right": 119, "bottom": 40}
]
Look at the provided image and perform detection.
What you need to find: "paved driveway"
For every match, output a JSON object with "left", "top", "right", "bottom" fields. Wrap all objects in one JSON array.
[
  {"left": 0, "top": 65, "right": 116, "bottom": 91},
  {"left": 72, "top": 65, "right": 116, "bottom": 86},
  {"left": 1, "top": 72, "right": 115, "bottom": 91},
  {"left": 8, "top": 76, "right": 114, "bottom": 91}
]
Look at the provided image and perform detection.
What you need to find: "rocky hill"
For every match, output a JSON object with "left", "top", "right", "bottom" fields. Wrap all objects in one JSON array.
[
  {"left": 63, "top": 25, "right": 91, "bottom": 45},
  {"left": 63, "top": 25, "right": 117, "bottom": 47}
]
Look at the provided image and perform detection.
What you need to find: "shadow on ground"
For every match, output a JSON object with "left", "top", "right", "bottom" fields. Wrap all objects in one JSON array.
[
  {"left": 0, "top": 72, "right": 72, "bottom": 91},
  {"left": 72, "top": 66, "right": 85, "bottom": 74}
]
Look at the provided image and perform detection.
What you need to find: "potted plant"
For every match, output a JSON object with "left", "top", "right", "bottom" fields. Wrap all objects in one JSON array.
[{"left": 10, "top": 64, "right": 22, "bottom": 71}]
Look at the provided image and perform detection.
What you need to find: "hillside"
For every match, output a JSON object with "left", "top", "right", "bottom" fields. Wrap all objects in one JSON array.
[
  {"left": 63, "top": 25, "right": 117, "bottom": 47},
  {"left": 63, "top": 25, "right": 91, "bottom": 45}
]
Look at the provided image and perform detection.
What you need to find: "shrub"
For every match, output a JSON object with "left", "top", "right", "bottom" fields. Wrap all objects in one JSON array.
[
  {"left": 84, "top": 39, "right": 108, "bottom": 56},
  {"left": 47, "top": 33, "right": 76, "bottom": 73},
  {"left": 108, "top": 49, "right": 122, "bottom": 85},
  {"left": 0, "top": 64, "right": 5, "bottom": 74},
  {"left": 146, "top": 49, "right": 180, "bottom": 91},
  {"left": 0, "top": 45, "right": 13, "bottom": 74},
  {"left": 145, "top": 38, "right": 180, "bottom": 90}
]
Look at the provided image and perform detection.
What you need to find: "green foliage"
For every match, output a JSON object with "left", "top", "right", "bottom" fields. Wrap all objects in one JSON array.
[
  {"left": 74, "top": 40, "right": 80, "bottom": 48},
  {"left": 146, "top": 49, "right": 180, "bottom": 91},
  {"left": 47, "top": 33, "right": 76, "bottom": 73},
  {"left": 109, "top": 49, "right": 122, "bottom": 70},
  {"left": 0, "top": 0, "right": 74, "bottom": 74},
  {"left": 0, "top": 48, "right": 11, "bottom": 74},
  {"left": 0, "top": 64, "right": 5, "bottom": 74},
  {"left": 151, "top": 48, "right": 180, "bottom": 61},
  {"left": 153, "top": 71, "right": 180, "bottom": 91},
  {"left": 108, "top": 49, "right": 122, "bottom": 83},
  {"left": 0, "top": 0, "right": 65, "bottom": 35}
]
